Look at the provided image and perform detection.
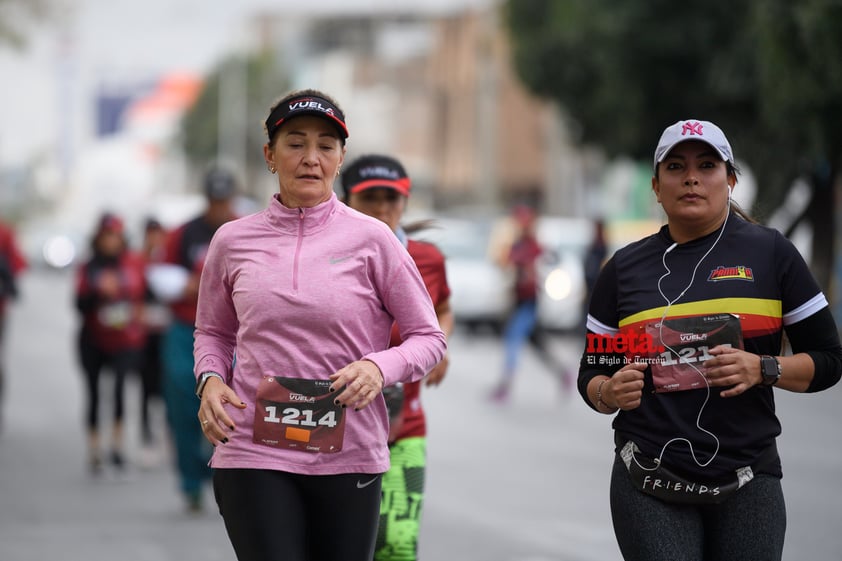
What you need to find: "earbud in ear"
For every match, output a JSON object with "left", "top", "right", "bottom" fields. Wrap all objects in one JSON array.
[{"left": 727, "top": 185, "right": 733, "bottom": 198}]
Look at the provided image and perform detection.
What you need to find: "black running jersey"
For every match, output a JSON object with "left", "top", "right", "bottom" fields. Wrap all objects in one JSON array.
[{"left": 582, "top": 215, "right": 828, "bottom": 479}]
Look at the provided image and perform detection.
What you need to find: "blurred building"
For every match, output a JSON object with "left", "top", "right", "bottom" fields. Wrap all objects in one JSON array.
[{"left": 252, "top": 6, "right": 586, "bottom": 216}]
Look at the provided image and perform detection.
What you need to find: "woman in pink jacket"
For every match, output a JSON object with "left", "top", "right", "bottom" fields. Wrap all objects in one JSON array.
[{"left": 193, "top": 88, "right": 446, "bottom": 561}]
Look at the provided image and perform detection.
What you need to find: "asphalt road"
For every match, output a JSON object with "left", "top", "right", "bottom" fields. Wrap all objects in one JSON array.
[{"left": 1, "top": 269, "right": 840, "bottom": 560}]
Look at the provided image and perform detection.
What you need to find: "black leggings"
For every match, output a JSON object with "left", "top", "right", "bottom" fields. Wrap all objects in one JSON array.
[
  {"left": 610, "top": 455, "right": 786, "bottom": 561},
  {"left": 78, "top": 337, "right": 139, "bottom": 430},
  {"left": 139, "top": 332, "right": 163, "bottom": 442},
  {"left": 214, "top": 468, "right": 382, "bottom": 561}
]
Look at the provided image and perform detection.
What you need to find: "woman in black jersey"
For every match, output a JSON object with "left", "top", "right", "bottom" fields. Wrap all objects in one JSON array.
[{"left": 578, "top": 119, "right": 842, "bottom": 561}]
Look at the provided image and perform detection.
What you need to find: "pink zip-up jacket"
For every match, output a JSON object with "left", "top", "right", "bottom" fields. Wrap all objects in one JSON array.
[{"left": 193, "top": 193, "right": 446, "bottom": 475}]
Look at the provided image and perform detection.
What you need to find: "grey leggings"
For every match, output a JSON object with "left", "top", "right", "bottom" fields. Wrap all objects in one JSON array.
[{"left": 610, "top": 455, "right": 786, "bottom": 561}]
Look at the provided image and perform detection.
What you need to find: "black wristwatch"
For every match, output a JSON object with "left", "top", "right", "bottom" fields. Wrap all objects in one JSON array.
[{"left": 759, "top": 355, "right": 781, "bottom": 386}]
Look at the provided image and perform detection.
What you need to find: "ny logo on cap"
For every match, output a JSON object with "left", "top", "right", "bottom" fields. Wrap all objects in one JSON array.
[{"left": 681, "top": 121, "right": 705, "bottom": 136}]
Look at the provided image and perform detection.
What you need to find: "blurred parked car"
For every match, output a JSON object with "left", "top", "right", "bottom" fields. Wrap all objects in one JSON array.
[
  {"left": 536, "top": 217, "right": 663, "bottom": 332},
  {"left": 534, "top": 217, "right": 592, "bottom": 332},
  {"left": 408, "top": 216, "right": 512, "bottom": 333},
  {"left": 408, "top": 214, "right": 661, "bottom": 335}
]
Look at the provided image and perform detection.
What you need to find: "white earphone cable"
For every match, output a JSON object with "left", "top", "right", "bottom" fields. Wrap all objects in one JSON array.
[{"left": 633, "top": 193, "right": 732, "bottom": 471}]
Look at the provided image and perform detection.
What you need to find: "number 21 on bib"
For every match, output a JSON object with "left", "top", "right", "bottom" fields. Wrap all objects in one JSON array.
[{"left": 647, "top": 313, "right": 743, "bottom": 393}]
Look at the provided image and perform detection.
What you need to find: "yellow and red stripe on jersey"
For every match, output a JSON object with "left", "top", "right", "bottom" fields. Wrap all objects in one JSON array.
[{"left": 619, "top": 297, "right": 782, "bottom": 340}]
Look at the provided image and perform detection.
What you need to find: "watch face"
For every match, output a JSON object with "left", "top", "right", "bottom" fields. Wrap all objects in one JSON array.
[{"left": 761, "top": 356, "right": 780, "bottom": 385}]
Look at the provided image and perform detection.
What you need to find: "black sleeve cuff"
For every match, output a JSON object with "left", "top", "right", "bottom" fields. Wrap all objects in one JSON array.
[{"left": 786, "top": 306, "right": 842, "bottom": 392}]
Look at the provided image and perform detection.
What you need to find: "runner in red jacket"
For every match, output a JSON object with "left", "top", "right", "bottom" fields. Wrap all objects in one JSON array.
[{"left": 74, "top": 213, "right": 146, "bottom": 474}]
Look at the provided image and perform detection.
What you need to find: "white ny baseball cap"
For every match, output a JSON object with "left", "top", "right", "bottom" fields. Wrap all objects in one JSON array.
[{"left": 653, "top": 119, "right": 734, "bottom": 169}]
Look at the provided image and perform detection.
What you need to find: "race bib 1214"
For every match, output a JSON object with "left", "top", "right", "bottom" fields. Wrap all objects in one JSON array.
[{"left": 253, "top": 377, "right": 345, "bottom": 453}]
